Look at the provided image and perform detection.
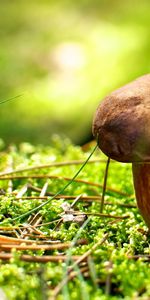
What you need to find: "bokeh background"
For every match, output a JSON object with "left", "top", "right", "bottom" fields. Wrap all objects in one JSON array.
[{"left": 0, "top": 0, "right": 150, "bottom": 146}]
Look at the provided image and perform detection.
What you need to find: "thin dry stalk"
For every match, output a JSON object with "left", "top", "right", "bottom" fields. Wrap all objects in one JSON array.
[
  {"left": 0, "top": 242, "right": 72, "bottom": 251},
  {"left": 87, "top": 256, "right": 98, "bottom": 289},
  {"left": 100, "top": 157, "right": 110, "bottom": 213},
  {"left": 14, "top": 195, "right": 136, "bottom": 208},
  {"left": 19, "top": 208, "right": 43, "bottom": 239},
  {"left": 54, "top": 265, "right": 89, "bottom": 290},
  {"left": 0, "top": 158, "right": 103, "bottom": 177},
  {"left": 0, "top": 175, "right": 130, "bottom": 196},
  {"left": 105, "top": 261, "right": 113, "bottom": 295},
  {"left": 0, "top": 235, "right": 61, "bottom": 245},
  {"left": 40, "top": 182, "right": 49, "bottom": 197},
  {"left": 17, "top": 233, "right": 48, "bottom": 239},
  {"left": 16, "top": 184, "right": 29, "bottom": 198},
  {"left": 51, "top": 233, "right": 108, "bottom": 299},
  {"left": 0, "top": 253, "right": 85, "bottom": 263},
  {"left": 127, "top": 254, "right": 150, "bottom": 260},
  {"left": 34, "top": 218, "right": 62, "bottom": 228},
  {"left": 5, "top": 155, "right": 14, "bottom": 193}
]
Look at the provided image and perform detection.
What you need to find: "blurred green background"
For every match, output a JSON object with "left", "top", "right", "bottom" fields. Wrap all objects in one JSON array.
[{"left": 0, "top": 0, "right": 150, "bottom": 145}]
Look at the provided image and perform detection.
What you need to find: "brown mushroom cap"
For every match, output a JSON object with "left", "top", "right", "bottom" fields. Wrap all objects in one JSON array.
[{"left": 93, "top": 74, "right": 150, "bottom": 162}]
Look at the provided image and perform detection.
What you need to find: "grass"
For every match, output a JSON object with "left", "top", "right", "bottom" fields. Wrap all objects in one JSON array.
[{"left": 0, "top": 137, "right": 149, "bottom": 300}]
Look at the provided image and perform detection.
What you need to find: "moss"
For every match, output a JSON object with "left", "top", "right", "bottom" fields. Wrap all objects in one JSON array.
[{"left": 0, "top": 138, "right": 149, "bottom": 299}]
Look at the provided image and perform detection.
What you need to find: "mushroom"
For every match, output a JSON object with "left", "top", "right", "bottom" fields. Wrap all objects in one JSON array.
[{"left": 92, "top": 74, "right": 150, "bottom": 228}]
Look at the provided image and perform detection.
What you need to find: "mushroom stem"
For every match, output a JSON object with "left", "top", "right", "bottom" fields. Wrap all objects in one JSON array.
[{"left": 132, "top": 163, "right": 150, "bottom": 228}]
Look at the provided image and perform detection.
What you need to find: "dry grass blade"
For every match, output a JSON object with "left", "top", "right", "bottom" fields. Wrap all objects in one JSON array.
[
  {"left": 0, "top": 243, "right": 73, "bottom": 251},
  {"left": 0, "top": 238, "right": 87, "bottom": 251},
  {"left": 0, "top": 158, "right": 102, "bottom": 177},
  {"left": 0, "top": 235, "right": 39, "bottom": 244},
  {"left": 105, "top": 261, "right": 113, "bottom": 295},
  {"left": 40, "top": 181, "right": 49, "bottom": 197},
  {"left": 0, "top": 175, "right": 130, "bottom": 196},
  {"left": 0, "top": 237, "right": 87, "bottom": 247},
  {"left": 69, "top": 233, "right": 108, "bottom": 270},
  {"left": 14, "top": 195, "right": 136, "bottom": 208},
  {"left": 0, "top": 235, "right": 62, "bottom": 245},
  {"left": 87, "top": 256, "right": 98, "bottom": 289},
  {"left": 19, "top": 212, "right": 43, "bottom": 239},
  {"left": 16, "top": 184, "right": 29, "bottom": 198},
  {"left": 66, "top": 265, "right": 89, "bottom": 281},
  {"left": 5, "top": 154, "right": 14, "bottom": 193}
]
